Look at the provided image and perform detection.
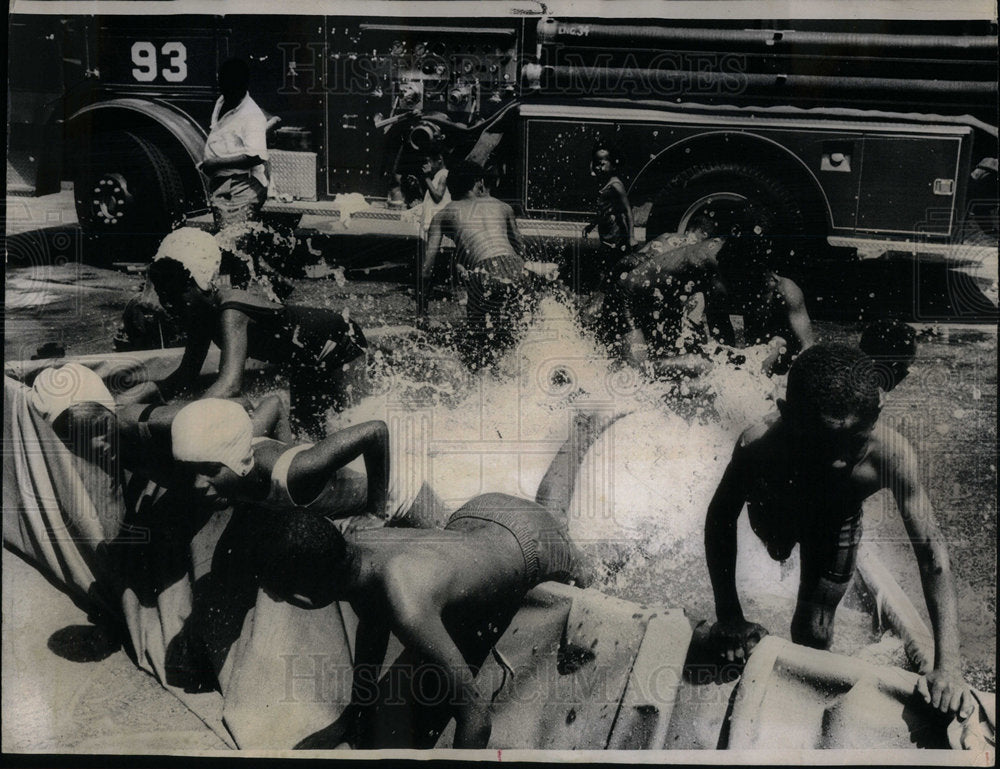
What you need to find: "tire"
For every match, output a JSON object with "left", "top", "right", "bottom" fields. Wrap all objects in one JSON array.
[
  {"left": 73, "top": 130, "right": 186, "bottom": 262},
  {"left": 645, "top": 162, "right": 825, "bottom": 271}
]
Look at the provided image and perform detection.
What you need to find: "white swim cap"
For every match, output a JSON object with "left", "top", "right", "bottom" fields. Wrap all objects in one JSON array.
[
  {"left": 153, "top": 228, "right": 221, "bottom": 291},
  {"left": 30, "top": 363, "right": 116, "bottom": 423},
  {"left": 171, "top": 399, "right": 255, "bottom": 477}
]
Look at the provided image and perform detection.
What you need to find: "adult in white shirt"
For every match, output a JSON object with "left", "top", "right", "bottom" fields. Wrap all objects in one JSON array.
[{"left": 199, "top": 58, "right": 269, "bottom": 230}]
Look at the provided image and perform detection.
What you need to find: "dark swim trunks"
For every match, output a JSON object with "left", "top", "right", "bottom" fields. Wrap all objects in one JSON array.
[
  {"left": 214, "top": 287, "right": 368, "bottom": 436},
  {"left": 747, "top": 480, "right": 863, "bottom": 585},
  {"left": 465, "top": 256, "right": 527, "bottom": 320},
  {"left": 445, "top": 492, "right": 583, "bottom": 590},
  {"left": 463, "top": 256, "right": 529, "bottom": 367}
]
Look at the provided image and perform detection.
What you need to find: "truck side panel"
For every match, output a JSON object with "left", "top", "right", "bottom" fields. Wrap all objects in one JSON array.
[{"left": 522, "top": 110, "right": 971, "bottom": 238}]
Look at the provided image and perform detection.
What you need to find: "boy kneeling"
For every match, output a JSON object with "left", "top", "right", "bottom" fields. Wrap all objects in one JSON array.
[
  {"left": 276, "top": 413, "right": 613, "bottom": 749},
  {"left": 705, "top": 343, "right": 973, "bottom": 721}
]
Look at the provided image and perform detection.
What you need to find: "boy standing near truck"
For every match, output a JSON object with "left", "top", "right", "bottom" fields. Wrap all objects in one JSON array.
[{"left": 418, "top": 159, "right": 531, "bottom": 368}]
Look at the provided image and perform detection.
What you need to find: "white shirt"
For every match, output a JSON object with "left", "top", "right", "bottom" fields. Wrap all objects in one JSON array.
[{"left": 204, "top": 93, "right": 269, "bottom": 189}]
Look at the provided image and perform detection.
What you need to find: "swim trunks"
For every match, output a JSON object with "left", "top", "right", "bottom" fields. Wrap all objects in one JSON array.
[
  {"left": 215, "top": 288, "right": 369, "bottom": 436},
  {"left": 747, "top": 480, "right": 863, "bottom": 585},
  {"left": 462, "top": 256, "right": 530, "bottom": 366},
  {"left": 445, "top": 492, "right": 582, "bottom": 590}
]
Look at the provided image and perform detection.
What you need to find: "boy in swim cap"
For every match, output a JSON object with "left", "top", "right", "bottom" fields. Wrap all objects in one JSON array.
[
  {"left": 30, "top": 362, "right": 119, "bottom": 472},
  {"left": 704, "top": 343, "right": 973, "bottom": 722},
  {"left": 170, "top": 399, "right": 389, "bottom": 519},
  {"left": 287, "top": 412, "right": 617, "bottom": 750}
]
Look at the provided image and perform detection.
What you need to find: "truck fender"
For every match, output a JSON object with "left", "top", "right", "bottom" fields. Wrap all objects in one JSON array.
[
  {"left": 67, "top": 97, "right": 209, "bottom": 200},
  {"left": 629, "top": 130, "right": 833, "bottom": 232}
]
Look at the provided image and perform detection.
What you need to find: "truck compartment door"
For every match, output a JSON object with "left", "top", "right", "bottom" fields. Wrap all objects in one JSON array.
[{"left": 857, "top": 134, "right": 966, "bottom": 237}]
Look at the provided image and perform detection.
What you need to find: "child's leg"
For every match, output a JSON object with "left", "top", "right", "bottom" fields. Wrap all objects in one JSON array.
[
  {"left": 790, "top": 574, "right": 851, "bottom": 650},
  {"left": 790, "top": 514, "right": 862, "bottom": 649},
  {"left": 534, "top": 410, "right": 625, "bottom": 525}
]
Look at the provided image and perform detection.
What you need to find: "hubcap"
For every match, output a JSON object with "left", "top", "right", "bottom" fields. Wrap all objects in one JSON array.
[{"left": 88, "top": 173, "right": 134, "bottom": 226}]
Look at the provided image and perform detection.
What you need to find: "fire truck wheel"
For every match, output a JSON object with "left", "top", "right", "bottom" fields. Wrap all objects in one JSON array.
[
  {"left": 646, "top": 162, "right": 822, "bottom": 270},
  {"left": 73, "top": 130, "right": 186, "bottom": 263}
]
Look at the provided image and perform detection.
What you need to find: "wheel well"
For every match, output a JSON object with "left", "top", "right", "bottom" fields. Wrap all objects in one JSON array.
[
  {"left": 629, "top": 132, "right": 832, "bottom": 232},
  {"left": 65, "top": 110, "right": 207, "bottom": 214}
]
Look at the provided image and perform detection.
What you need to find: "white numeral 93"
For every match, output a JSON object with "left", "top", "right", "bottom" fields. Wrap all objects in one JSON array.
[{"left": 131, "top": 41, "right": 187, "bottom": 83}]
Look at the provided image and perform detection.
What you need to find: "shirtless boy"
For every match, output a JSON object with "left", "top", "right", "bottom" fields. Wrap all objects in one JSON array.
[
  {"left": 260, "top": 412, "right": 617, "bottom": 749},
  {"left": 419, "top": 159, "right": 530, "bottom": 366},
  {"left": 607, "top": 222, "right": 723, "bottom": 363},
  {"left": 705, "top": 343, "right": 973, "bottom": 721},
  {"left": 707, "top": 228, "right": 814, "bottom": 375}
]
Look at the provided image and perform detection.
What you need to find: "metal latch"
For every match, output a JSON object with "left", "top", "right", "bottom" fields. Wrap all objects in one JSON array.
[
  {"left": 933, "top": 178, "right": 955, "bottom": 196},
  {"left": 821, "top": 142, "right": 853, "bottom": 173}
]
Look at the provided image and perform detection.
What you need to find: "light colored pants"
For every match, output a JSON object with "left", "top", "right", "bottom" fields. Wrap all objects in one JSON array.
[{"left": 209, "top": 174, "right": 267, "bottom": 231}]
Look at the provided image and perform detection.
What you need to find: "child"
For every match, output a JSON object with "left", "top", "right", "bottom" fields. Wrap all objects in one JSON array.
[
  {"left": 603, "top": 215, "right": 722, "bottom": 364},
  {"left": 859, "top": 318, "right": 917, "bottom": 393},
  {"left": 420, "top": 160, "right": 531, "bottom": 368},
  {"left": 582, "top": 141, "right": 636, "bottom": 264},
  {"left": 118, "top": 228, "right": 368, "bottom": 439},
  {"left": 419, "top": 148, "right": 451, "bottom": 244},
  {"left": 704, "top": 343, "right": 974, "bottom": 721},
  {"left": 265, "top": 412, "right": 617, "bottom": 750},
  {"left": 31, "top": 363, "right": 121, "bottom": 477},
  {"left": 170, "top": 398, "right": 389, "bottom": 524}
]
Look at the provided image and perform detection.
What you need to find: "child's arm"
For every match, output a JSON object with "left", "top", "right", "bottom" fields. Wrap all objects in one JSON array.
[
  {"left": 202, "top": 308, "right": 251, "bottom": 400},
  {"left": 883, "top": 432, "right": 975, "bottom": 720},
  {"left": 505, "top": 203, "right": 527, "bottom": 258},
  {"left": 287, "top": 421, "right": 390, "bottom": 516},
  {"left": 141, "top": 332, "right": 212, "bottom": 402},
  {"left": 384, "top": 573, "right": 491, "bottom": 748},
  {"left": 778, "top": 277, "right": 816, "bottom": 353},
  {"left": 418, "top": 212, "right": 447, "bottom": 316},
  {"left": 250, "top": 394, "right": 293, "bottom": 441},
  {"left": 294, "top": 616, "right": 391, "bottom": 749},
  {"left": 612, "top": 179, "right": 636, "bottom": 247},
  {"left": 705, "top": 436, "right": 768, "bottom": 661}
]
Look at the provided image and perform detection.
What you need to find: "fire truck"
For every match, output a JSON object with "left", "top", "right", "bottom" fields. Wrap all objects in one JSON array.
[{"left": 8, "top": 1, "right": 998, "bottom": 263}]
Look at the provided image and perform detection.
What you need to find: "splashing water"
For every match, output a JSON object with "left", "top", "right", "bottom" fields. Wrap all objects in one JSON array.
[
  {"left": 215, "top": 221, "right": 297, "bottom": 302},
  {"left": 336, "top": 295, "right": 811, "bottom": 607},
  {"left": 328, "top": 290, "right": 883, "bottom": 653}
]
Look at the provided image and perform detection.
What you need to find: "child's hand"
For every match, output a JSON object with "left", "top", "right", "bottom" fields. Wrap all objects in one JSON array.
[
  {"left": 709, "top": 618, "right": 768, "bottom": 663},
  {"left": 918, "top": 668, "right": 976, "bottom": 721}
]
